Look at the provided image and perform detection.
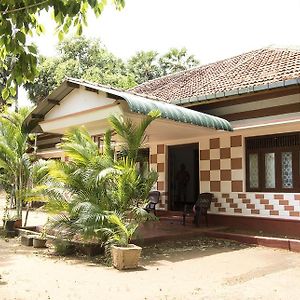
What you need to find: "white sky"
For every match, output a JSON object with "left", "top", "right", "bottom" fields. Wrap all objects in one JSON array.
[{"left": 19, "top": 0, "right": 300, "bottom": 106}]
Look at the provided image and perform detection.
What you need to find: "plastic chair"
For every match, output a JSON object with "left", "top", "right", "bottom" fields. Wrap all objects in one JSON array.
[
  {"left": 194, "top": 193, "right": 213, "bottom": 227},
  {"left": 145, "top": 191, "right": 160, "bottom": 215}
]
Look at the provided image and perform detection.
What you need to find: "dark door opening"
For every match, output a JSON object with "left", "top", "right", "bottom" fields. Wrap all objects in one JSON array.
[{"left": 168, "top": 143, "right": 199, "bottom": 211}]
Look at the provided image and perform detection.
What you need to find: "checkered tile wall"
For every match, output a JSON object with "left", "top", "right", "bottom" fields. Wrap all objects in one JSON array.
[
  {"left": 148, "top": 135, "right": 300, "bottom": 220},
  {"left": 199, "top": 134, "right": 300, "bottom": 219},
  {"left": 200, "top": 135, "right": 244, "bottom": 194},
  {"left": 150, "top": 144, "right": 167, "bottom": 209}
]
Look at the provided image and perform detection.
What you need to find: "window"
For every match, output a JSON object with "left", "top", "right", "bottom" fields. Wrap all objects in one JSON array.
[{"left": 246, "top": 132, "right": 300, "bottom": 192}]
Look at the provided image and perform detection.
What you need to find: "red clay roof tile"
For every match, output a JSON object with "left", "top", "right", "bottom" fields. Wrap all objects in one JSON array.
[{"left": 130, "top": 47, "right": 300, "bottom": 102}]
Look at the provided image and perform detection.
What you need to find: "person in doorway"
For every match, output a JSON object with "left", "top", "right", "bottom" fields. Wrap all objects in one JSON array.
[{"left": 176, "top": 164, "right": 190, "bottom": 204}]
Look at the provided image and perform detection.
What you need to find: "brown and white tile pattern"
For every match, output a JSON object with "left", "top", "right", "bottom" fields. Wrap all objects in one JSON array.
[
  {"left": 210, "top": 192, "right": 300, "bottom": 220},
  {"left": 200, "top": 135, "right": 243, "bottom": 194},
  {"left": 150, "top": 144, "right": 167, "bottom": 209}
]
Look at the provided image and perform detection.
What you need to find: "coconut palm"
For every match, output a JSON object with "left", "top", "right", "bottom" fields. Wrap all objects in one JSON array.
[{"left": 159, "top": 47, "right": 200, "bottom": 75}]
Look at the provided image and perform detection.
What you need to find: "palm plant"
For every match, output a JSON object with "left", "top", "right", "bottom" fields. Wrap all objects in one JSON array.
[
  {"left": 101, "top": 213, "right": 139, "bottom": 247},
  {"left": 44, "top": 111, "right": 160, "bottom": 243},
  {"left": 109, "top": 110, "right": 160, "bottom": 161},
  {"left": 44, "top": 127, "right": 114, "bottom": 240},
  {"left": 0, "top": 107, "right": 34, "bottom": 222}
]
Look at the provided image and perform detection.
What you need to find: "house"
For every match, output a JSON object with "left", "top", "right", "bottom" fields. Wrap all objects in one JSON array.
[{"left": 26, "top": 46, "right": 300, "bottom": 235}]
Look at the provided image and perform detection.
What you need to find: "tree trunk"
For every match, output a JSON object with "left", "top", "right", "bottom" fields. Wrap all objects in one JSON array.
[{"left": 23, "top": 204, "right": 30, "bottom": 227}]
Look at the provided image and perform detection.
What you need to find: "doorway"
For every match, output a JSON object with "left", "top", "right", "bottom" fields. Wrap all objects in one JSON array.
[{"left": 168, "top": 143, "right": 199, "bottom": 211}]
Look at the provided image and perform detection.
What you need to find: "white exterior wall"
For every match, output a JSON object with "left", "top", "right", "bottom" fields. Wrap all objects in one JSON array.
[{"left": 46, "top": 88, "right": 114, "bottom": 120}]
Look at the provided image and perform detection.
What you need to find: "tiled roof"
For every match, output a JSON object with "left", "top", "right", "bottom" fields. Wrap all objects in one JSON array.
[{"left": 130, "top": 47, "right": 300, "bottom": 103}]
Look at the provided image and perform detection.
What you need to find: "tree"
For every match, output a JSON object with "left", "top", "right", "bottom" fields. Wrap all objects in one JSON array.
[
  {"left": 25, "top": 57, "right": 61, "bottom": 103},
  {"left": 159, "top": 47, "right": 200, "bottom": 75},
  {"left": 25, "top": 36, "right": 136, "bottom": 103},
  {"left": 0, "top": 0, "right": 125, "bottom": 103},
  {"left": 127, "top": 51, "right": 163, "bottom": 85},
  {"left": 0, "top": 57, "right": 15, "bottom": 107},
  {"left": 127, "top": 48, "right": 200, "bottom": 84},
  {"left": 25, "top": 41, "right": 201, "bottom": 103}
]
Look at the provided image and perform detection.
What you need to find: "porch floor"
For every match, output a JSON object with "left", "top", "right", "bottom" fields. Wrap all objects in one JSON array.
[{"left": 134, "top": 218, "right": 226, "bottom": 245}]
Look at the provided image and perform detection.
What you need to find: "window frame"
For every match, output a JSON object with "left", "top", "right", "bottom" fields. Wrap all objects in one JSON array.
[{"left": 246, "top": 133, "right": 300, "bottom": 193}]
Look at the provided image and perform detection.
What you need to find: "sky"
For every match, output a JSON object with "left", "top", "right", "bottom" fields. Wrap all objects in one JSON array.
[{"left": 19, "top": 0, "right": 300, "bottom": 106}]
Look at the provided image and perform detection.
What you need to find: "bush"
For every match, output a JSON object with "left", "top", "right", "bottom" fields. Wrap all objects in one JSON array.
[{"left": 53, "top": 239, "right": 76, "bottom": 256}]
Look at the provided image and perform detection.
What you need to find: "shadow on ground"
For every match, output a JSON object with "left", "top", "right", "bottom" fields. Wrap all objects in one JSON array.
[
  {"left": 140, "top": 237, "right": 252, "bottom": 266},
  {"left": 0, "top": 235, "right": 252, "bottom": 270}
]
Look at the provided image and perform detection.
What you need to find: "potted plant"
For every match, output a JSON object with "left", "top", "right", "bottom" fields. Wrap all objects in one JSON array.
[
  {"left": 33, "top": 226, "right": 48, "bottom": 248},
  {"left": 103, "top": 213, "right": 142, "bottom": 270}
]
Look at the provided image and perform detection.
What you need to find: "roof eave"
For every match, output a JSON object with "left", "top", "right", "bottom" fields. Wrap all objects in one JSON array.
[
  {"left": 26, "top": 78, "right": 233, "bottom": 133},
  {"left": 175, "top": 78, "right": 300, "bottom": 106}
]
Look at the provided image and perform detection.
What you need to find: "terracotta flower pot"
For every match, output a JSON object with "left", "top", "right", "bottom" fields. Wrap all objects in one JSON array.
[
  {"left": 111, "top": 244, "right": 142, "bottom": 270},
  {"left": 33, "top": 237, "right": 47, "bottom": 248}
]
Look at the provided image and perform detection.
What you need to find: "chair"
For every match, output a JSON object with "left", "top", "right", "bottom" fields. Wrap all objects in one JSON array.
[
  {"left": 145, "top": 191, "right": 160, "bottom": 216},
  {"left": 194, "top": 193, "right": 213, "bottom": 227}
]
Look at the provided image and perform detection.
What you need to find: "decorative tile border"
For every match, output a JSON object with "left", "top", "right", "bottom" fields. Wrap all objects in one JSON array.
[{"left": 210, "top": 192, "right": 300, "bottom": 219}]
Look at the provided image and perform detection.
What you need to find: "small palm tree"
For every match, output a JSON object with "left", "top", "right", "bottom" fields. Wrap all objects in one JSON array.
[
  {"left": 45, "top": 111, "right": 160, "bottom": 242},
  {"left": 0, "top": 107, "right": 34, "bottom": 221},
  {"left": 109, "top": 110, "right": 160, "bottom": 162},
  {"left": 44, "top": 127, "right": 114, "bottom": 240}
]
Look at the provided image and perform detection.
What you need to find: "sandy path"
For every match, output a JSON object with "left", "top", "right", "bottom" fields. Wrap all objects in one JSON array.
[{"left": 1, "top": 238, "right": 300, "bottom": 300}]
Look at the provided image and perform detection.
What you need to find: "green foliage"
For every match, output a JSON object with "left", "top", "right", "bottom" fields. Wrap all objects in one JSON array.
[
  {"left": 24, "top": 57, "right": 58, "bottom": 104},
  {"left": 0, "top": 56, "right": 18, "bottom": 106},
  {"left": 0, "top": 0, "right": 125, "bottom": 103},
  {"left": 53, "top": 239, "right": 76, "bottom": 256},
  {"left": 127, "top": 51, "right": 162, "bottom": 85},
  {"left": 24, "top": 35, "right": 200, "bottom": 103},
  {"left": 44, "top": 112, "right": 159, "bottom": 244},
  {"left": 159, "top": 47, "right": 200, "bottom": 75},
  {"left": 25, "top": 36, "right": 137, "bottom": 103},
  {"left": 109, "top": 110, "right": 161, "bottom": 161},
  {"left": 100, "top": 213, "right": 139, "bottom": 247},
  {"left": 128, "top": 48, "right": 200, "bottom": 84},
  {"left": 0, "top": 107, "right": 48, "bottom": 220}
]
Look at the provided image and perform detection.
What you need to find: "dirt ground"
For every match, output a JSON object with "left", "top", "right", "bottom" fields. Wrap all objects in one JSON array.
[
  {"left": 1, "top": 236, "right": 300, "bottom": 300},
  {"left": 1, "top": 197, "right": 300, "bottom": 299}
]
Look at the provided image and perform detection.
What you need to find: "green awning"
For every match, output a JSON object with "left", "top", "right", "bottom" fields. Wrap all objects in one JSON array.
[{"left": 119, "top": 92, "right": 233, "bottom": 131}]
